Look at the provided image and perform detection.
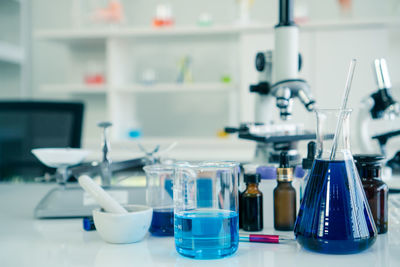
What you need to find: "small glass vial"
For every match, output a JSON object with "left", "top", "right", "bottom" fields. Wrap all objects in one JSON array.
[
  {"left": 293, "top": 165, "right": 304, "bottom": 213},
  {"left": 242, "top": 173, "right": 263, "bottom": 231},
  {"left": 354, "top": 154, "right": 388, "bottom": 234},
  {"left": 274, "top": 152, "right": 296, "bottom": 231},
  {"left": 238, "top": 165, "right": 244, "bottom": 229},
  {"left": 300, "top": 141, "right": 316, "bottom": 201},
  {"left": 256, "top": 165, "right": 276, "bottom": 229},
  {"left": 143, "top": 164, "right": 174, "bottom": 236}
]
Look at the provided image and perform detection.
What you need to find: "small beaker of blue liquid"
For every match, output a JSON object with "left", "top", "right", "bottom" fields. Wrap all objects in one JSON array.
[
  {"left": 173, "top": 161, "right": 240, "bottom": 259},
  {"left": 294, "top": 109, "right": 377, "bottom": 254},
  {"left": 143, "top": 164, "right": 174, "bottom": 236}
]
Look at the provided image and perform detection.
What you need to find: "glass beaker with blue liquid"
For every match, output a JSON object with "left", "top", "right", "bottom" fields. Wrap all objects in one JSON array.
[
  {"left": 144, "top": 164, "right": 174, "bottom": 236},
  {"left": 173, "top": 161, "right": 239, "bottom": 259},
  {"left": 294, "top": 109, "right": 377, "bottom": 254}
]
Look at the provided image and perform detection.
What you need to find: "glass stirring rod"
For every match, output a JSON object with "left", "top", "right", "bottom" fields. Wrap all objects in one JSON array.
[
  {"left": 239, "top": 234, "right": 294, "bottom": 243},
  {"left": 329, "top": 58, "right": 357, "bottom": 160}
]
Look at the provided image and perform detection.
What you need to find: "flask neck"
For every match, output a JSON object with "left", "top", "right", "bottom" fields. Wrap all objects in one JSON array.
[{"left": 315, "top": 109, "right": 352, "bottom": 160}]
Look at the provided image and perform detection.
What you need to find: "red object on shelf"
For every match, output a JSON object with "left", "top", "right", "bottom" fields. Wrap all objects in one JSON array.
[
  {"left": 152, "top": 18, "right": 174, "bottom": 28},
  {"left": 93, "top": 0, "right": 124, "bottom": 23},
  {"left": 85, "top": 74, "right": 105, "bottom": 85},
  {"left": 338, "top": 0, "right": 352, "bottom": 12}
]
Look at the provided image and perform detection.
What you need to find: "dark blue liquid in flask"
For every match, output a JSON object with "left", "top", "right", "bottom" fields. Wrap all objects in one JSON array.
[{"left": 294, "top": 109, "right": 377, "bottom": 254}]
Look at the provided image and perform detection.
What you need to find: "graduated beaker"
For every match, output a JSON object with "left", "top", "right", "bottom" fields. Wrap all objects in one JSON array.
[
  {"left": 143, "top": 164, "right": 174, "bottom": 236},
  {"left": 173, "top": 161, "right": 239, "bottom": 259},
  {"left": 294, "top": 109, "right": 377, "bottom": 254}
]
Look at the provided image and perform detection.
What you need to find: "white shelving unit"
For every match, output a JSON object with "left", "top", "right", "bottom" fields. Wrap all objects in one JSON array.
[{"left": 35, "top": 22, "right": 247, "bottom": 141}]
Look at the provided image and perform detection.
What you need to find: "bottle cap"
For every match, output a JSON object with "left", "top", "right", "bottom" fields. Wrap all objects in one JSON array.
[
  {"left": 353, "top": 154, "right": 385, "bottom": 166},
  {"left": 277, "top": 152, "right": 293, "bottom": 181},
  {"left": 354, "top": 154, "right": 385, "bottom": 179},
  {"left": 256, "top": 166, "right": 277, "bottom": 180},
  {"left": 244, "top": 173, "right": 261, "bottom": 184},
  {"left": 302, "top": 141, "right": 316, "bottom": 170}
]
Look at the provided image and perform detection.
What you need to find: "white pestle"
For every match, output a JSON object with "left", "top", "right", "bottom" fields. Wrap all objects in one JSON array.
[{"left": 78, "top": 175, "right": 128, "bottom": 214}]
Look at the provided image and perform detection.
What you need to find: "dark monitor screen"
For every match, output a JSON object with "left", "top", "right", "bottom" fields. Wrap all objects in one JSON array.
[{"left": 0, "top": 102, "right": 84, "bottom": 181}]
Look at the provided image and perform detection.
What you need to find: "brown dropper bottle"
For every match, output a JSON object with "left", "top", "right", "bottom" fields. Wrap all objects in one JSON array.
[
  {"left": 274, "top": 152, "right": 296, "bottom": 231},
  {"left": 242, "top": 173, "right": 263, "bottom": 231}
]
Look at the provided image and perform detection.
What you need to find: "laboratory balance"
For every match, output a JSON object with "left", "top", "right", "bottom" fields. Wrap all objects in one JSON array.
[{"left": 32, "top": 122, "right": 164, "bottom": 219}]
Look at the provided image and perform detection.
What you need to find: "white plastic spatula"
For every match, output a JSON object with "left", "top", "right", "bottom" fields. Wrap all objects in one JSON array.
[{"left": 78, "top": 175, "right": 128, "bottom": 214}]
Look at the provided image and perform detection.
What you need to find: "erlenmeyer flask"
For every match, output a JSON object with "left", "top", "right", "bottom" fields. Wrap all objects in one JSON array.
[{"left": 294, "top": 109, "right": 377, "bottom": 254}]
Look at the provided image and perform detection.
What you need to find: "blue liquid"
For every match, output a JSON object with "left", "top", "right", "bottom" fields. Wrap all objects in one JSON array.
[
  {"left": 150, "top": 209, "right": 174, "bottom": 236},
  {"left": 294, "top": 159, "right": 377, "bottom": 254},
  {"left": 174, "top": 209, "right": 239, "bottom": 259}
]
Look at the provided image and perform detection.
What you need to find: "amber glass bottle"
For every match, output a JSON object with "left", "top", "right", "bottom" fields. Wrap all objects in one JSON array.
[
  {"left": 354, "top": 154, "right": 388, "bottom": 234},
  {"left": 242, "top": 173, "right": 263, "bottom": 231},
  {"left": 274, "top": 152, "right": 296, "bottom": 231}
]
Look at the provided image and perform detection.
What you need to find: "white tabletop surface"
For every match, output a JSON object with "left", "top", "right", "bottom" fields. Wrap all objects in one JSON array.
[{"left": 1, "top": 183, "right": 400, "bottom": 267}]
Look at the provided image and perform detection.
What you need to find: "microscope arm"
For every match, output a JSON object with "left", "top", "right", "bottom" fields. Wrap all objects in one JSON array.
[
  {"left": 250, "top": 0, "right": 316, "bottom": 121},
  {"left": 355, "top": 58, "right": 399, "bottom": 154},
  {"left": 372, "top": 129, "right": 400, "bottom": 156}
]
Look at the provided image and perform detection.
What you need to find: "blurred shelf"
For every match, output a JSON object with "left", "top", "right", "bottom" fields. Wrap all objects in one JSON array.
[
  {"left": 0, "top": 41, "right": 24, "bottom": 64},
  {"left": 35, "top": 25, "right": 249, "bottom": 44},
  {"left": 40, "top": 83, "right": 234, "bottom": 94},
  {"left": 82, "top": 137, "right": 254, "bottom": 162},
  {"left": 35, "top": 19, "right": 400, "bottom": 44},
  {"left": 115, "top": 82, "right": 235, "bottom": 93},
  {"left": 298, "top": 18, "right": 400, "bottom": 30},
  {"left": 40, "top": 84, "right": 108, "bottom": 94}
]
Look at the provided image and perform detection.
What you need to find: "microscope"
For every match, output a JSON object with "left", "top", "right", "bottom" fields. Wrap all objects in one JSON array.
[
  {"left": 355, "top": 58, "right": 400, "bottom": 173},
  {"left": 226, "top": 0, "right": 316, "bottom": 164},
  {"left": 356, "top": 58, "right": 400, "bottom": 155},
  {"left": 250, "top": 0, "right": 315, "bottom": 122}
]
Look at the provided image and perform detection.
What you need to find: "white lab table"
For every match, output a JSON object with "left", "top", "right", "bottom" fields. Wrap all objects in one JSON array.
[{"left": 1, "top": 183, "right": 400, "bottom": 267}]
